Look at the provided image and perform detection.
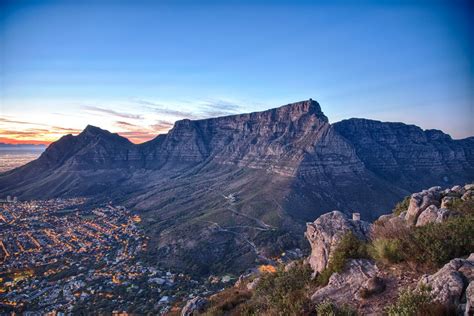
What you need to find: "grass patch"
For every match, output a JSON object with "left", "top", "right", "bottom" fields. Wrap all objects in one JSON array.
[
  {"left": 392, "top": 196, "right": 410, "bottom": 216},
  {"left": 369, "top": 238, "right": 403, "bottom": 264},
  {"left": 316, "top": 299, "right": 358, "bottom": 316}
]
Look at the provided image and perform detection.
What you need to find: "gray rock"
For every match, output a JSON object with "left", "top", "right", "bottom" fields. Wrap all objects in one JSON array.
[
  {"left": 406, "top": 188, "right": 442, "bottom": 225},
  {"left": 418, "top": 254, "right": 474, "bottom": 307},
  {"left": 464, "top": 184, "right": 474, "bottom": 191},
  {"left": 181, "top": 296, "right": 208, "bottom": 316},
  {"left": 246, "top": 277, "right": 260, "bottom": 291},
  {"left": 306, "top": 211, "right": 371, "bottom": 273},
  {"left": 416, "top": 205, "right": 439, "bottom": 226},
  {"left": 359, "top": 276, "right": 386, "bottom": 298},
  {"left": 416, "top": 205, "right": 455, "bottom": 226},
  {"left": 451, "top": 185, "right": 465, "bottom": 195},
  {"left": 377, "top": 214, "right": 394, "bottom": 223},
  {"left": 465, "top": 282, "right": 474, "bottom": 316},
  {"left": 441, "top": 196, "right": 455, "bottom": 208},
  {"left": 462, "top": 190, "right": 473, "bottom": 201},
  {"left": 311, "top": 259, "right": 379, "bottom": 303}
]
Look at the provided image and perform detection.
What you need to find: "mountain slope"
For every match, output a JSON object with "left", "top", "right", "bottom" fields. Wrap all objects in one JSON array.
[{"left": 1, "top": 99, "right": 473, "bottom": 275}]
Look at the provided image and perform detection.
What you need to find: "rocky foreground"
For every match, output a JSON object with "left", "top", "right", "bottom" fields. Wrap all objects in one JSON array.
[{"left": 182, "top": 183, "right": 474, "bottom": 315}]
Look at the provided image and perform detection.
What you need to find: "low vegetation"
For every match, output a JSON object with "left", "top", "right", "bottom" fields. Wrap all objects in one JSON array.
[
  {"left": 368, "top": 238, "right": 403, "bottom": 264},
  {"left": 371, "top": 198, "right": 474, "bottom": 268},
  {"left": 315, "top": 299, "right": 357, "bottom": 316},
  {"left": 392, "top": 196, "right": 410, "bottom": 216},
  {"left": 203, "top": 262, "right": 313, "bottom": 316},
  {"left": 386, "top": 287, "right": 454, "bottom": 316}
]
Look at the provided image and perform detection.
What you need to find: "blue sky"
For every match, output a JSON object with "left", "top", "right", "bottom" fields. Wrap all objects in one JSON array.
[{"left": 0, "top": 0, "right": 473, "bottom": 143}]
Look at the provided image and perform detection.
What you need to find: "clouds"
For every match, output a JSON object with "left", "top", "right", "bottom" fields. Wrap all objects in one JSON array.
[
  {"left": 113, "top": 119, "right": 174, "bottom": 143},
  {"left": 1, "top": 96, "right": 247, "bottom": 144},
  {"left": 82, "top": 105, "right": 143, "bottom": 119},
  {"left": 132, "top": 98, "right": 242, "bottom": 120}
]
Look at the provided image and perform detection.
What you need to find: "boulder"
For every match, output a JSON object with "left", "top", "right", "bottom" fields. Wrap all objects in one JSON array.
[
  {"left": 306, "top": 211, "right": 371, "bottom": 273},
  {"left": 451, "top": 185, "right": 465, "bottom": 195},
  {"left": 464, "top": 184, "right": 474, "bottom": 191},
  {"left": 246, "top": 277, "right": 260, "bottom": 291},
  {"left": 418, "top": 254, "right": 474, "bottom": 307},
  {"left": 311, "top": 259, "right": 379, "bottom": 303},
  {"left": 416, "top": 205, "right": 455, "bottom": 226},
  {"left": 465, "top": 282, "right": 474, "bottom": 316},
  {"left": 181, "top": 296, "right": 208, "bottom": 316},
  {"left": 441, "top": 196, "right": 455, "bottom": 208},
  {"left": 359, "top": 276, "right": 386, "bottom": 298},
  {"left": 416, "top": 205, "right": 439, "bottom": 226},
  {"left": 406, "top": 187, "right": 442, "bottom": 225},
  {"left": 462, "top": 190, "right": 474, "bottom": 201}
]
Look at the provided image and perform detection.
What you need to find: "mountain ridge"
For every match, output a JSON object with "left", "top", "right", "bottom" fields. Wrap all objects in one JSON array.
[{"left": 1, "top": 99, "right": 473, "bottom": 275}]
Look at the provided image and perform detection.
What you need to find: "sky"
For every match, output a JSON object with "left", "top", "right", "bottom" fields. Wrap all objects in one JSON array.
[{"left": 0, "top": 0, "right": 473, "bottom": 144}]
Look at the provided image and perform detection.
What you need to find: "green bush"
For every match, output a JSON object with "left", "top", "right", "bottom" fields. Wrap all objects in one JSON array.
[
  {"left": 445, "top": 198, "right": 474, "bottom": 216},
  {"left": 386, "top": 288, "right": 432, "bottom": 316},
  {"left": 392, "top": 196, "right": 410, "bottom": 216},
  {"left": 253, "top": 262, "right": 313, "bottom": 315},
  {"left": 317, "top": 232, "right": 368, "bottom": 285},
  {"left": 316, "top": 300, "right": 357, "bottom": 316},
  {"left": 404, "top": 215, "right": 474, "bottom": 267},
  {"left": 369, "top": 238, "right": 404, "bottom": 264}
]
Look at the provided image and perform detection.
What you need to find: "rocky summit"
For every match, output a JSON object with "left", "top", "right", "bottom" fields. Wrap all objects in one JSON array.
[{"left": 1, "top": 99, "right": 473, "bottom": 275}]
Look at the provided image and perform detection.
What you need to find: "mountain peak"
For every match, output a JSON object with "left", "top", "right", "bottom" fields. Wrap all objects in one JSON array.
[
  {"left": 82, "top": 125, "right": 108, "bottom": 135},
  {"left": 276, "top": 98, "right": 328, "bottom": 122}
]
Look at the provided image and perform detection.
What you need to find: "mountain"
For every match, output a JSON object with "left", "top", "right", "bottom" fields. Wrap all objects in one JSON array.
[{"left": 1, "top": 99, "right": 473, "bottom": 275}]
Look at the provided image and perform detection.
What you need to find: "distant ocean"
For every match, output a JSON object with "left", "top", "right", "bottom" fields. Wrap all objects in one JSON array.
[{"left": 0, "top": 148, "right": 45, "bottom": 173}]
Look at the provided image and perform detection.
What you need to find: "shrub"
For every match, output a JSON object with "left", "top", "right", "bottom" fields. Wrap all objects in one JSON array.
[
  {"left": 445, "top": 198, "right": 474, "bottom": 216},
  {"left": 392, "top": 196, "right": 410, "bottom": 216},
  {"left": 386, "top": 288, "right": 432, "bottom": 315},
  {"left": 317, "top": 232, "right": 368, "bottom": 285},
  {"left": 386, "top": 287, "right": 453, "bottom": 316},
  {"left": 316, "top": 300, "right": 357, "bottom": 316},
  {"left": 369, "top": 238, "right": 404, "bottom": 264},
  {"left": 254, "top": 262, "right": 313, "bottom": 315},
  {"left": 204, "top": 289, "right": 252, "bottom": 316},
  {"left": 404, "top": 215, "right": 474, "bottom": 267},
  {"left": 371, "top": 217, "right": 411, "bottom": 240}
]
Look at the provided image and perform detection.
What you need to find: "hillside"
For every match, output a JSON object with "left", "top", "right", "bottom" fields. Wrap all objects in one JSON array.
[{"left": 193, "top": 184, "right": 474, "bottom": 316}]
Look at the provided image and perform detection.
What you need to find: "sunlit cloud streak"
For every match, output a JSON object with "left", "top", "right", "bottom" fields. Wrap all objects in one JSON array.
[{"left": 82, "top": 105, "right": 143, "bottom": 120}]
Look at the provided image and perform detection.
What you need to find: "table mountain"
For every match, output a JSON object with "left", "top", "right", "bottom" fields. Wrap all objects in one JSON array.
[{"left": 1, "top": 99, "right": 473, "bottom": 275}]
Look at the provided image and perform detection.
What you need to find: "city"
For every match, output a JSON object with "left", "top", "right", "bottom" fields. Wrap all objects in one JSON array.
[{"left": 0, "top": 198, "right": 222, "bottom": 314}]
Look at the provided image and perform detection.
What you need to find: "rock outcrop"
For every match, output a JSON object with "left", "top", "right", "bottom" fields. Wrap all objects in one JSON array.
[
  {"left": 306, "top": 211, "right": 371, "bottom": 273},
  {"left": 382, "top": 184, "right": 473, "bottom": 227},
  {"left": 418, "top": 254, "right": 474, "bottom": 311},
  {"left": 181, "top": 296, "right": 208, "bottom": 316},
  {"left": 311, "top": 259, "right": 379, "bottom": 303}
]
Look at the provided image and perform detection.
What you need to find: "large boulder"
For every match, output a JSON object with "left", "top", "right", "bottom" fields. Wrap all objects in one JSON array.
[
  {"left": 311, "top": 259, "right": 379, "bottom": 303},
  {"left": 181, "top": 296, "right": 208, "bottom": 316},
  {"left": 406, "top": 186, "right": 442, "bottom": 225},
  {"left": 416, "top": 205, "right": 455, "bottom": 226},
  {"left": 305, "top": 211, "right": 371, "bottom": 273},
  {"left": 418, "top": 254, "right": 474, "bottom": 309},
  {"left": 465, "top": 281, "right": 474, "bottom": 316}
]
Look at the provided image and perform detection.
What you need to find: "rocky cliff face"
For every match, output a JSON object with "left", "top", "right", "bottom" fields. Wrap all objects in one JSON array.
[
  {"left": 1, "top": 99, "right": 473, "bottom": 276},
  {"left": 333, "top": 119, "right": 474, "bottom": 190}
]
